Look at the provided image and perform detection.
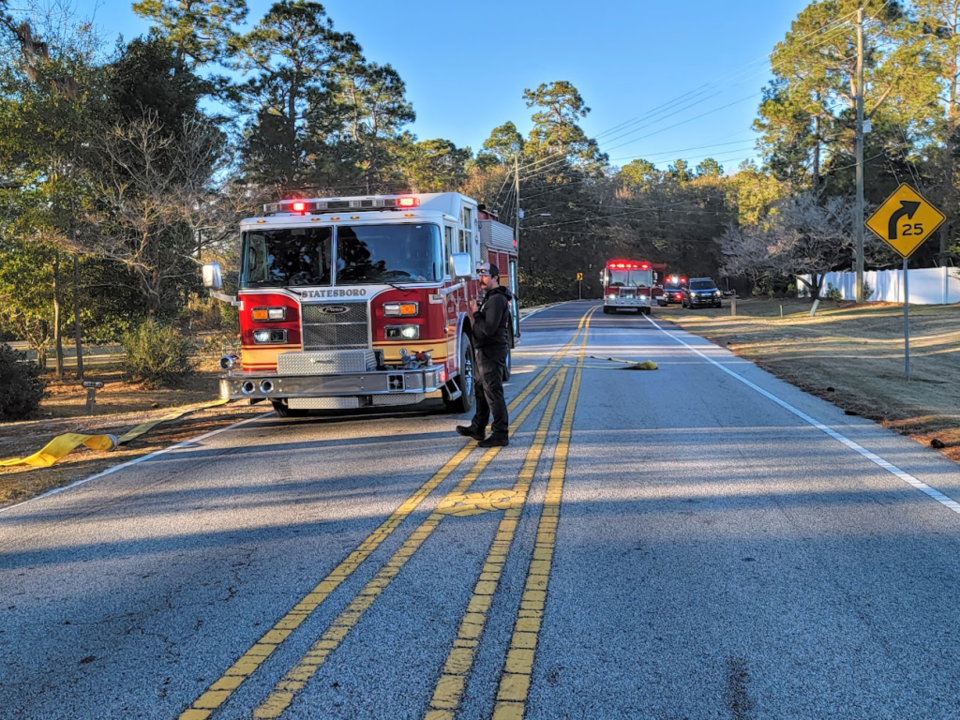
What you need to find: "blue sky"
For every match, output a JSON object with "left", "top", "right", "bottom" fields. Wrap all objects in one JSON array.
[{"left": 69, "top": 0, "right": 813, "bottom": 172}]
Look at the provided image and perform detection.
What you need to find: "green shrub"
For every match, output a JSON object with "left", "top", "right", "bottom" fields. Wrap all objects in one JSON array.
[
  {"left": 0, "top": 342, "right": 48, "bottom": 420},
  {"left": 219, "top": 301, "right": 240, "bottom": 334},
  {"left": 863, "top": 280, "right": 874, "bottom": 301},
  {"left": 122, "top": 318, "right": 198, "bottom": 388},
  {"left": 826, "top": 283, "right": 842, "bottom": 301},
  {"left": 198, "top": 330, "right": 241, "bottom": 358}
]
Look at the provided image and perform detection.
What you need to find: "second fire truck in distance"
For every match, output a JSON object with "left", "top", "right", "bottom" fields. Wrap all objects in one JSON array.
[
  {"left": 201, "top": 192, "right": 519, "bottom": 417},
  {"left": 601, "top": 259, "right": 660, "bottom": 314}
]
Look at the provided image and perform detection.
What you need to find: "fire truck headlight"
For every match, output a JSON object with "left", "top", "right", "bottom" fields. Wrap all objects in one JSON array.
[
  {"left": 252, "top": 307, "right": 287, "bottom": 321},
  {"left": 606, "top": 294, "right": 617, "bottom": 301},
  {"left": 385, "top": 325, "right": 420, "bottom": 340},
  {"left": 253, "top": 329, "right": 287, "bottom": 343},
  {"left": 383, "top": 302, "right": 419, "bottom": 317}
]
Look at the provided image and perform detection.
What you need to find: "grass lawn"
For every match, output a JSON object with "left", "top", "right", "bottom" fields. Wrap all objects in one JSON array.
[{"left": 656, "top": 296, "right": 960, "bottom": 463}]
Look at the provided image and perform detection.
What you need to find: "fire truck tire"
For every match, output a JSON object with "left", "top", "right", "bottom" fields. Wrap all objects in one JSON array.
[
  {"left": 603, "top": 307, "right": 612, "bottom": 314},
  {"left": 272, "top": 399, "right": 308, "bottom": 418},
  {"left": 443, "top": 334, "right": 475, "bottom": 414}
]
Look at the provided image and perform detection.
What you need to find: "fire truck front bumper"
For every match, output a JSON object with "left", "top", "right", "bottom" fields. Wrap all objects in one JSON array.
[
  {"left": 604, "top": 295, "right": 650, "bottom": 309},
  {"left": 219, "top": 367, "right": 443, "bottom": 406}
]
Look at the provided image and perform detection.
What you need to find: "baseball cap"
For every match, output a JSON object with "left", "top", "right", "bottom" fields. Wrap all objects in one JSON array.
[{"left": 479, "top": 263, "right": 500, "bottom": 278}]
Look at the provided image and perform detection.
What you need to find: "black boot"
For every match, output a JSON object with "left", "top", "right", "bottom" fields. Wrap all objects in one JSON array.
[
  {"left": 478, "top": 434, "right": 508, "bottom": 448},
  {"left": 456, "top": 425, "right": 485, "bottom": 442}
]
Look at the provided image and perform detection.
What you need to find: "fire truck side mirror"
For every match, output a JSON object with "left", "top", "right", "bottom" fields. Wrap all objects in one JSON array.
[
  {"left": 202, "top": 261, "right": 223, "bottom": 291},
  {"left": 451, "top": 253, "right": 472, "bottom": 280}
]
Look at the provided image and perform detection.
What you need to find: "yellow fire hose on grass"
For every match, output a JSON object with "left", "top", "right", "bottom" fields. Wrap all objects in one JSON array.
[
  {"left": 0, "top": 399, "right": 232, "bottom": 469},
  {"left": 588, "top": 356, "right": 659, "bottom": 370}
]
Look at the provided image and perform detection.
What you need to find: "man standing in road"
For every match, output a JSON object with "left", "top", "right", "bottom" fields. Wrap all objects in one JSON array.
[{"left": 456, "top": 262, "right": 512, "bottom": 447}]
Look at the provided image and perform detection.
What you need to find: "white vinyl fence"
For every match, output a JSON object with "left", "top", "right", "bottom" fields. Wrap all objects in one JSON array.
[{"left": 798, "top": 267, "right": 960, "bottom": 304}]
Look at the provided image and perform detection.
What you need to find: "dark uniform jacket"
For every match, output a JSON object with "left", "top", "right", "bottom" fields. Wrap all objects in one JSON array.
[{"left": 472, "top": 285, "right": 513, "bottom": 356}]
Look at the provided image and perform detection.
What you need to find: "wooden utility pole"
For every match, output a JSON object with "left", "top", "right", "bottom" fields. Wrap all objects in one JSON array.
[
  {"left": 855, "top": 7, "right": 865, "bottom": 303},
  {"left": 514, "top": 154, "right": 521, "bottom": 251},
  {"left": 53, "top": 251, "right": 63, "bottom": 378},
  {"left": 72, "top": 248, "right": 84, "bottom": 380}
]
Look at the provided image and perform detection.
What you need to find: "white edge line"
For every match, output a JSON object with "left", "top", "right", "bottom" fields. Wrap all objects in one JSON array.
[
  {"left": 644, "top": 315, "right": 960, "bottom": 515},
  {"left": 0, "top": 412, "right": 272, "bottom": 515}
]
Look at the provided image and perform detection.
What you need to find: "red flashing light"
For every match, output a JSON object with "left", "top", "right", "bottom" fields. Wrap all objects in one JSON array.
[
  {"left": 397, "top": 197, "right": 420, "bottom": 208},
  {"left": 640, "top": 263, "right": 650, "bottom": 270},
  {"left": 291, "top": 201, "right": 306, "bottom": 212}
]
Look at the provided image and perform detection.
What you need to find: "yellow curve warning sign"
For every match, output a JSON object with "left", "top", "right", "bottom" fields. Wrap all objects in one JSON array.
[{"left": 865, "top": 183, "right": 945, "bottom": 258}]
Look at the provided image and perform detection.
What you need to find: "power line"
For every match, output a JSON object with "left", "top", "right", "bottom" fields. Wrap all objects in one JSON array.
[
  {"left": 523, "top": 197, "right": 730, "bottom": 230},
  {"left": 507, "top": 9, "right": 861, "bottom": 181},
  {"left": 610, "top": 135, "right": 756, "bottom": 162},
  {"left": 495, "top": 7, "right": 892, "bottom": 225}
]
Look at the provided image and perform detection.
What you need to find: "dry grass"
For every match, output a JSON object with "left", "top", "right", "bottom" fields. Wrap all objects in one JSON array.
[{"left": 658, "top": 297, "right": 960, "bottom": 462}]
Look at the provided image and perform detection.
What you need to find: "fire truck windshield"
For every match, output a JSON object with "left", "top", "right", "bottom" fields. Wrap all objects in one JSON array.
[
  {"left": 241, "top": 227, "right": 333, "bottom": 288},
  {"left": 240, "top": 223, "right": 442, "bottom": 288},
  {"left": 337, "top": 224, "right": 441, "bottom": 284},
  {"left": 606, "top": 269, "right": 653, "bottom": 288}
]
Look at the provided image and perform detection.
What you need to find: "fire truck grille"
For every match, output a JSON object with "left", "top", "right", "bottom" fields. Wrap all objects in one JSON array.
[{"left": 301, "top": 303, "right": 369, "bottom": 350}]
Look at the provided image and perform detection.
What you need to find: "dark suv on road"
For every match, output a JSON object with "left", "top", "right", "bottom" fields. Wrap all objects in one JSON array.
[{"left": 682, "top": 277, "right": 722, "bottom": 308}]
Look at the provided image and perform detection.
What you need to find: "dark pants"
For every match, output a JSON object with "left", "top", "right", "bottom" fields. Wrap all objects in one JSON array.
[{"left": 471, "top": 349, "right": 508, "bottom": 437}]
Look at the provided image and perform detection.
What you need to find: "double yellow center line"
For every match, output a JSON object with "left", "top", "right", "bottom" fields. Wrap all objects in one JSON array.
[
  {"left": 180, "top": 306, "right": 596, "bottom": 720},
  {"left": 426, "top": 309, "right": 592, "bottom": 720}
]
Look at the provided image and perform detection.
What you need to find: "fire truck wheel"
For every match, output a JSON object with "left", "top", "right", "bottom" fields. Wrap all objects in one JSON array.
[
  {"left": 603, "top": 307, "right": 612, "bottom": 314},
  {"left": 443, "top": 334, "right": 475, "bottom": 414},
  {"left": 272, "top": 399, "right": 308, "bottom": 417}
]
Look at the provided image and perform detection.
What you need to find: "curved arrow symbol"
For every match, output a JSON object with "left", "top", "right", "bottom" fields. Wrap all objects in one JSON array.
[{"left": 888, "top": 200, "right": 921, "bottom": 239}]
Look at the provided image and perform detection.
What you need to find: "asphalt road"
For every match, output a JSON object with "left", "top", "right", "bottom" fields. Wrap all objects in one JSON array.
[{"left": 3, "top": 301, "right": 960, "bottom": 720}]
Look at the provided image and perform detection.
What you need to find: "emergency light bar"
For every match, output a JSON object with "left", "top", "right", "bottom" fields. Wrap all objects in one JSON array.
[
  {"left": 263, "top": 196, "right": 421, "bottom": 215},
  {"left": 608, "top": 261, "right": 650, "bottom": 270}
]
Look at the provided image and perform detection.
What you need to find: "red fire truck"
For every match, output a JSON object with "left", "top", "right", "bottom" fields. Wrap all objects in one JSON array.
[
  {"left": 601, "top": 259, "right": 661, "bottom": 314},
  {"left": 201, "top": 192, "right": 519, "bottom": 417}
]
